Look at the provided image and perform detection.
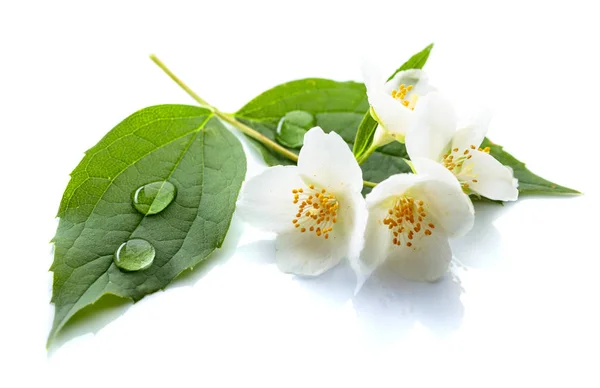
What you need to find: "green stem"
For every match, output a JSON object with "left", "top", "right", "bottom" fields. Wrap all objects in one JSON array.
[
  {"left": 216, "top": 112, "right": 298, "bottom": 162},
  {"left": 150, "top": 54, "right": 377, "bottom": 188},
  {"left": 150, "top": 54, "right": 298, "bottom": 162},
  {"left": 150, "top": 54, "right": 212, "bottom": 108},
  {"left": 362, "top": 180, "right": 377, "bottom": 188}
]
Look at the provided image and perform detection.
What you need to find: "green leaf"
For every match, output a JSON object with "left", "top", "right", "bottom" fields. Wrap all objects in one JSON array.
[
  {"left": 481, "top": 138, "right": 579, "bottom": 195},
  {"left": 352, "top": 109, "right": 378, "bottom": 158},
  {"left": 49, "top": 104, "right": 246, "bottom": 345},
  {"left": 235, "top": 78, "right": 411, "bottom": 192},
  {"left": 353, "top": 43, "right": 434, "bottom": 160},
  {"left": 387, "top": 43, "right": 434, "bottom": 82}
]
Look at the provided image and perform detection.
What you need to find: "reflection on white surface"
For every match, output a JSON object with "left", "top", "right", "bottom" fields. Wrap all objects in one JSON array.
[
  {"left": 451, "top": 201, "right": 507, "bottom": 270},
  {"left": 353, "top": 265, "right": 464, "bottom": 345}
]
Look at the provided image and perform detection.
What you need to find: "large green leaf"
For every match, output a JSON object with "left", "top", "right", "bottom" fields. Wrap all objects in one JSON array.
[
  {"left": 481, "top": 138, "right": 579, "bottom": 195},
  {"left": 49, "top": 104, "right": 246, "bottom": 344},
  {"left": 235, "top": 78, "right": 411, "bottom": 192},
  {"left": 353, "top": 43, "right": 434, "bottom": 160}
]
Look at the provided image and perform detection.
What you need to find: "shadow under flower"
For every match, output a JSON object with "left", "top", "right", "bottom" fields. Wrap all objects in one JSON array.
[
  {"left": 450, "top": 201, "right": 513, "bottom": 270},
  {"left": 293, "top": 262, "right": 357, "bottom": 309},
  {"left": 235, "top": 201, "right": 510, "bottom": 342},
  {"left": 351, "top": 201, "right": 514, "bottom": 344},
  {"left": 352, "top": 264, "right": 465, "bottom": 345},
  {"left": 237, "top": 237, "right": 357, "bottom": 308}
]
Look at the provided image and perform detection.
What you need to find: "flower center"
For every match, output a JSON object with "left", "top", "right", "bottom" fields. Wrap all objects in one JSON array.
[
  {"left": 291, "top": 184, "right": 338, "bottom": 239},
  {"left": 442, "top": 145, "right": 490, "bottom": 191},
  {"left": 391, "top": 84, "right": 419, "bottom": 110},
  {"left": 382, "top": 196, "right": 435, "bottom": 247}
]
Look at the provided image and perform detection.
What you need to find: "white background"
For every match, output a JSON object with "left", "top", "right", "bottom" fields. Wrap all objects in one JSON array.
[{"left": 1, "top": 0, "right": 599, "bottom": 387}]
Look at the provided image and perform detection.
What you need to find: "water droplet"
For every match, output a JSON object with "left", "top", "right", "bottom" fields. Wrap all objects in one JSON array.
[
  {"left": 114, "top": 239, "right": 156, "bottom": 272},
  {"left": 132, "top": 181, "right": 177, "bottom": 215},
  {"left": 276, "top": 110, "right": 315, "bottom": 148}
]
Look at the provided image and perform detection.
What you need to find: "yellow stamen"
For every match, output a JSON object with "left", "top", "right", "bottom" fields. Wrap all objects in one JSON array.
[
  {"left": 381, "top": 196, "right": 434, "bottom": 246},
  {"left": 291, "top": 184, "right": 338, "bottom": 240},
  {"left": 390, "top": 83, "right": 419, "bottom": 110}
]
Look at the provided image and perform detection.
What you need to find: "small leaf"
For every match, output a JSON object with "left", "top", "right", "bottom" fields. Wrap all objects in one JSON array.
[
  {"left": 387, "top": 43, "right": 434, "bottom": 82},
  {"left": 353, "top": 43, "right": 434, "bottom": 160},
  {"left": 49, "top": 105, "right": 246, "bottom": 345},
  {"left": 352, "top": 110, "right": 378, "bottom": 158},
  {"left": 481, "top": 138, "right": 579, "bottom": 195},
  {"left": 235, "top": 78, "right": 412, "bottom": 191}
]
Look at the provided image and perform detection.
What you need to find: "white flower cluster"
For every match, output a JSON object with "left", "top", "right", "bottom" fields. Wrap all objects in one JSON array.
[{"left": 237, "top": 68, "right": 518, "bottom": 285}]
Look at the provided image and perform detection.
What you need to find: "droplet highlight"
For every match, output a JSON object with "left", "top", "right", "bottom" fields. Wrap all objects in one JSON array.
[
  {"left": 276, "top": 110, "right": 315, "bottom": 148},
  {"left": 132, "top": 181, "right": 177, "bottom": 215},
  {"left": 114, "top": 239, "right": 156, "bottom": 272}
]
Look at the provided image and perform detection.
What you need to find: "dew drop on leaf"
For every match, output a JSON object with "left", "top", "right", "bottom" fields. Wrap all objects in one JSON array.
[
  {"left": 114, "top": 239, "right": 156, "bottom": 272},
  {"left": 132, "top": 181, "right": 177, "bottom": 215},
  {"left": 275, "top": 110, "right": 315, "bottom": 148}
]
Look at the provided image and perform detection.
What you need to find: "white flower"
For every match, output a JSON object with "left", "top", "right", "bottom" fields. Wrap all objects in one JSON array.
[
  {"left": 363, "top": 63, "right": 435, "bottom": 146},
  {"left": 351, "top": 158, "right": 474, "bottom": 284},
  {"left": 237, "top": 127, "right": 368, "bottom": 276},
  {"left": 406, "top": 93, "right": 519, "bottom": 201}
]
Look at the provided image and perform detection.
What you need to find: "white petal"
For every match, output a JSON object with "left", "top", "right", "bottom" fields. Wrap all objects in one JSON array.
[
  {"left": 275, "top": 231, "right": 346, "bottom": 276},
  {"left": 410, "top": 158, "right": 475, "bottom": 237},
  {"left": 367, "top": 88, "right": 412, "bottom": 139},
  {"left": 405, "top": 93, "right": 457, "bottom": 162},
  {"left": 236, "top": 166, "right": 304, "bottom": 233},
  {"left": 298, "top": 127, "right": 363, "bottom": 193},
  {"left": 381, "top": 229, "right": 452, "bottom": 282},
  {"left": 452, "top": 109, "right": 492, "bottom": 150},
  {"left": 411, "top": 157, "right": 462, "bottom": 188},
  {"left": 361, "top": 59, "right": 387, "bottom": 95},
  {"left": 350, "top": 204, "right": 390, "bottom": 285},
  {"left": 340, "top": 190, "right": 369, "bottom": 268},
  {"left": 464, "top": 151, "right": 519, "bottom": 201},
  {"left": 365, "top": 173, "right": 427, "bottom": 208},
  {"left": 371, "top": 124, "right": 395, "bottom": 148}
]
